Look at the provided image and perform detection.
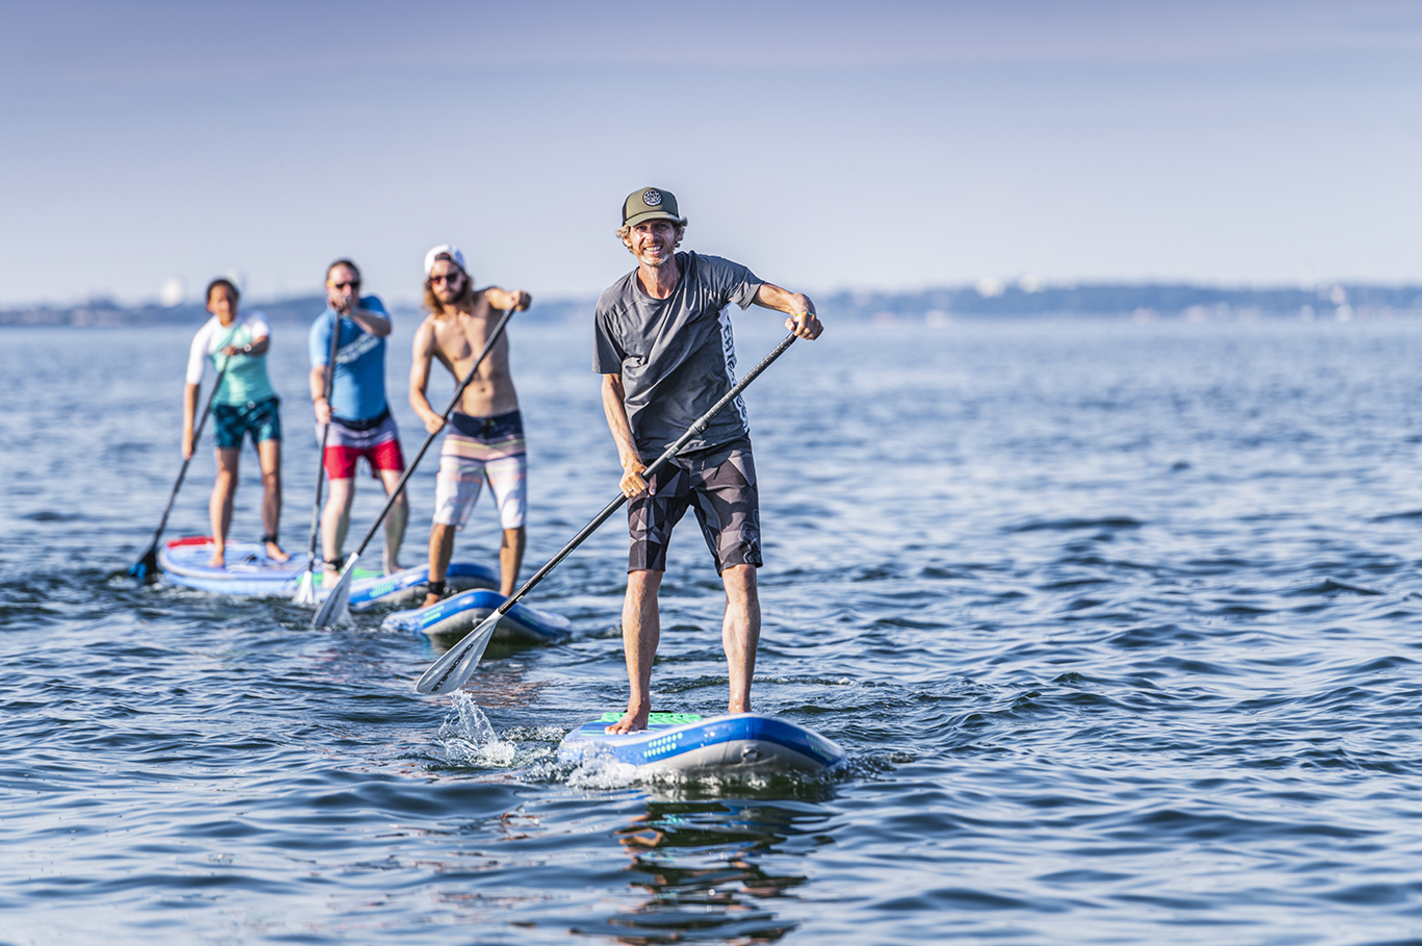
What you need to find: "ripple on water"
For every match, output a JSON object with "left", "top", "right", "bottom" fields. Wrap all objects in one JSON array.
[{"left": 5, "top": 321, "right": 1422, "bottom": 942}]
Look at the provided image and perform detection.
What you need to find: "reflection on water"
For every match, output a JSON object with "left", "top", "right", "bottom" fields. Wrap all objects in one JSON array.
[{"left": 597, "top": 798, "right": 834, "bottom": 944}]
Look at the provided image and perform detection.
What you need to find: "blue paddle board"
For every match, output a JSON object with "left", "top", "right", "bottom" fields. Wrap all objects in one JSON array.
[
  {"left": 559, "top": 712, "right": 847, "bottom": 776},
  {"left": 382, "top": 588, "right": 571, "bottom": 645},
  {"left": 157, "top": 536, "right": 497, "bottom": 607},
  {"left": 334, "top": 562, "right": 497, "bottom": 611}
]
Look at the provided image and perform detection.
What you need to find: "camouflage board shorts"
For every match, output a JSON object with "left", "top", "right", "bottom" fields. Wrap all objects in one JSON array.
[{"left": 628, "top": 437, "right": 761, "bottom": 574}]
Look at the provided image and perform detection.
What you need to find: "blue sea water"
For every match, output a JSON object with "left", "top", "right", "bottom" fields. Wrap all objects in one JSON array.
[{"left": 4, "top": 314, "right": 1422, "bottom": 944}]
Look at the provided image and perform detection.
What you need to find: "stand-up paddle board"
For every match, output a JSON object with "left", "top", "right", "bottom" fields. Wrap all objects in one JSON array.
[
  {"left": 381, "top": 588, "right": 571, "bottom": 645},
  {"left": 558, "top": 712, "right": 846, "bottom": 776},
  {"left": 158, "top": 536, "right": 497, "bottom": 607},
  {"left": 333, "top": 563, "right": 497, "bottom": 611}
]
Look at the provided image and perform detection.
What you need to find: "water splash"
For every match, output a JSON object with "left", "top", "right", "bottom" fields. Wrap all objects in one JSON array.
[{"left": 436, "top": 692, "right": 516, "bottom": 767}]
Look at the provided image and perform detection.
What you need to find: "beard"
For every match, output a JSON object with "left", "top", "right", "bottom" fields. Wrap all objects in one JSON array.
[{"left": 424, "top": 273, "right": 475, "bottom": 314}]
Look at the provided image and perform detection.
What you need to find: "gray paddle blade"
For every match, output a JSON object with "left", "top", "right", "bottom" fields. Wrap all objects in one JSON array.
[
  {"left": 415, "top": 612, "right": 500, "bottom": 694},
  {"left": 311, "top": 553, "right": 359, "bottom": 628}
]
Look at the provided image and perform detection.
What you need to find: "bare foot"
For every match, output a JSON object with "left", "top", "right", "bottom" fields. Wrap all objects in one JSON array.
[
  {"left": 383, "top": 558, "right": 404, "bottom": 575},
  {"left": 208, "top": 550, "right": 225, "bottom": 568},
  {"left": 421, "top": 593, "right": 441, "bottom": 608},
  {"left": 265, "top": 541, "right": 290, "bottom": 563},
  {"left": 322, "top": 567, "right": 340, "bottom": 587},
  {"left": 605, "top": 705, "right": 650, "bottom": 734}
]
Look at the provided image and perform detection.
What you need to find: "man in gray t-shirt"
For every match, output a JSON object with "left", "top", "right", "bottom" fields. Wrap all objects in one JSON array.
[{"left": 595, "top": 186, "right": 824, "bottom": 735}]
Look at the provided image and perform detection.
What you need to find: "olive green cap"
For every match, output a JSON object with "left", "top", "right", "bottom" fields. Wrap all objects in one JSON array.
[{"left": 622, "top": 187, "right": 683, "bottom": 228}]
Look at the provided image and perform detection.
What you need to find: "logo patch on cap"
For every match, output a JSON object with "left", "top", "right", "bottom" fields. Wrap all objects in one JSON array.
[{"left": 641, "top": 189, "right": 663, "bottom": 207}]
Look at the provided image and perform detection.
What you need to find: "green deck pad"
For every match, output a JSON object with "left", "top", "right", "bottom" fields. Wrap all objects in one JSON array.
[{"left": 596, "top": 711, "right": 704, "bottom": 725}]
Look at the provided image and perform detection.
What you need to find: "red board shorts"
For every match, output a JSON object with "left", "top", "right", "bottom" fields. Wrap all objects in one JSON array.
[{"left": 319, "top": 408, "right": 406, "bottom": 480}]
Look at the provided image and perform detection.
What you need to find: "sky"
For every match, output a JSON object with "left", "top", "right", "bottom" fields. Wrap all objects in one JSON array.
[{"left": 4, "top": 0, "right": 1422, "bottom": 306}]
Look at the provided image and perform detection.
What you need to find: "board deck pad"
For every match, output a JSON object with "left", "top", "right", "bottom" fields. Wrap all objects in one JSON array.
[
  {"left": 559, "top": 712, "right": 846, "bottom": 776},
  {"left": 597, "top": 712, "right": 704, "bottom": 726}
]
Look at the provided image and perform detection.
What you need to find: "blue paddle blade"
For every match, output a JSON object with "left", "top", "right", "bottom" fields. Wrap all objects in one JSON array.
[{"left": 128, "top": 546, "right": 159, "bottom": 582}]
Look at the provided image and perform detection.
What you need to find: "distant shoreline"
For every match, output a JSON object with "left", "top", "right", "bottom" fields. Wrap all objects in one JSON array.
[
  {"left": 3, "top": 283, "right": 1419, "bottom": 327},
  {"left": 0, "top": 296, "right": 591, "bottom": 328}
]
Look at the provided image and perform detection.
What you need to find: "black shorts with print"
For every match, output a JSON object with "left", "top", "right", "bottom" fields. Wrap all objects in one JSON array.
[{"left": 627, "top": 437, "right": 761, "bottom": 574}]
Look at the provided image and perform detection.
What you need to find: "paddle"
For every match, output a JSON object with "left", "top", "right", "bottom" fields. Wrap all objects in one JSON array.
[
  {"left": 293, "top": 311, "right": 346, "bottom": 605},
  {"left": 310, "top": 306, "right": 518, "bottom": 628},
  {"left": 415, "top": 330, "right": 799, "bottom": 695},
  {"left": 128, "top": 358, "right": 230, "bottom": 581}
]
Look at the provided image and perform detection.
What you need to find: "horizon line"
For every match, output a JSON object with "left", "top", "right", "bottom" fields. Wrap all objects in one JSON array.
[{"left": 6, "top": 277, "right": 1420, "bottom": 313}]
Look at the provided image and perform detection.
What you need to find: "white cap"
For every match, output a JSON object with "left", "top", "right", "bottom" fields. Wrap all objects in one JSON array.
[{"left": 423, "top": 244, "right": 466, "bottom": 277}]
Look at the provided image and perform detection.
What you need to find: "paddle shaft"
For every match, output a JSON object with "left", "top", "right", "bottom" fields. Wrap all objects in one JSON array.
[
  {"left": 142, "top": 359, "right": 230, "bottom": 555},
  {"left": 487, "top": 332, "right": 797, "bottom": 624},
  {"left": 345, "top": 307, "right": 517, "bottom": 563},
  {"left": 301, "top": 315, "right": 345, "bottom": 572}
]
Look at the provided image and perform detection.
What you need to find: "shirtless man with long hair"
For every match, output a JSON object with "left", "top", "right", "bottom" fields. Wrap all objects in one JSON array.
[{"left": 408, "top": 245, "right": 531, "bottom": 606}]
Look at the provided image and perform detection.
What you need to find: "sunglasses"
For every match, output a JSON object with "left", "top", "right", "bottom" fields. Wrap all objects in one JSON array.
[
  {"left": 329, "top": 280, "right": 360, "bottom": 290},
  {"left": 430, "top": 272, "right": 463, "bottom": 285}
]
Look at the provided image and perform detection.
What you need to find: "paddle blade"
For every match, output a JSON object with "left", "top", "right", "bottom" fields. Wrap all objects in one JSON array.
[
  {"left": 311, "top": 553, "right": 359, "bottom": 628},
  {"left": 292, "top": 569, "right": 317, "bottom": 607},
  {"left": 128, "top": 545, "right": 160, "bottom": 582},
  {"left": 415, "top": 612, "right": 500, "bottom": 694}
]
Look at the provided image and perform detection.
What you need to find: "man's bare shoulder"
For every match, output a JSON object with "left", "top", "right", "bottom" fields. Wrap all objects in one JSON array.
[
  {"left": 469, "top": 290, "right": 500, "bottom": 318},
  {"left": 412, "top": 314, "right": 444, "bottom": 347}
]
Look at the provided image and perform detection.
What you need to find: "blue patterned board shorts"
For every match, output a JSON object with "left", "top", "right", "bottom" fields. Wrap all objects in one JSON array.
[
  {"left": 212, "top": 396, "right": 282, "bottom": 449},
  {"left": 628, "top": 437, "right": 761, "bottom": 574}
]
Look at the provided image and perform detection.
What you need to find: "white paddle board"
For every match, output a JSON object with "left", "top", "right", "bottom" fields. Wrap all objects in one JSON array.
[{"left": 158, "top": 536, "right": 497, "bottom": 607}]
